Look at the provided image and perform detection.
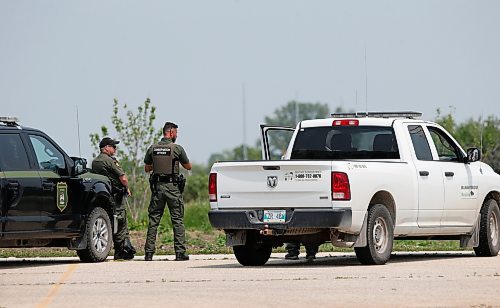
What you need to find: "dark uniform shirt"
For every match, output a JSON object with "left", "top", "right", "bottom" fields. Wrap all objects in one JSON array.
[
  {"left": 92, "top": 152, "right": 125, "bottom": 190},
  {"left": 144, "top": 138, "right": 190, "bottom": 171}
]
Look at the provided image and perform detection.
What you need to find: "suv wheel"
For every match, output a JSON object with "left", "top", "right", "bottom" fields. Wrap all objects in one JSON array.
[
  {"left": 355, "top": 204, "right": 394, "bottom": 265},
  {"left": 474, "top": 199, "right": 500, "bottom": 257},
  {"left": 77, "top": 207, "right": 112, "bottom": 262}
]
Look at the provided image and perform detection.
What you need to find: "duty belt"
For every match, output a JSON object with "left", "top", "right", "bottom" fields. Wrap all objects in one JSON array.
[{"left": 155, "top": 175, "right": 178, "bottom": 183}]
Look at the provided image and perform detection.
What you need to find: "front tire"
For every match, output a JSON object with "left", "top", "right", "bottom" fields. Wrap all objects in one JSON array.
[
  {"left": 77, "top": 207, "right": 112, "bottom": 262},
  {"left": 354, "top": 204, "right": 394, "bottom": 265},
  {"left": 474, "top": 199, "right": 500, "bottom": 257},
  {"left": 233, "top": 232, "right": 272, "bottom": 266}
]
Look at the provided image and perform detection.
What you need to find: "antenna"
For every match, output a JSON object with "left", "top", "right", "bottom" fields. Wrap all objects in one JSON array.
[
  {"left": 480, "top": 112, "right": 484, "bottom": 157},
  {"left": 294, "top": 91, "right": 299, "bottom": 124},
  {"left": 242, "top": 83, "right": 247, "bottom": 160},
  {"left": 76, "top": 106, "right": 82, "bottom": 158},
  {"left": 355, "top": 90, "right": 358, "bottom": 111},
  {"left": 479, "top": 112, "right": 485, "bottom": 173},
  {"left": 364, "top": 46, "right": 368, "bottom": 113}
]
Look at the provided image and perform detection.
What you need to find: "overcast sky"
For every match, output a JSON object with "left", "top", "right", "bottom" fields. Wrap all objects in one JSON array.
[{"left": 1, "top": 1, "right": 499, "bottom": 164}]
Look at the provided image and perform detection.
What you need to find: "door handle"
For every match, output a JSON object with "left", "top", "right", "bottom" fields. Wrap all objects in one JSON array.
[
  {"left": 7, "top": 181, "right": 21, "bottom": 204},
  {"left": 419, "top": 171, "right": 429, "bottom": 176},
  {"left": 42, "top": 182, "right": 56, "bottom": 191},
  {"left": 445, "top": 172, "right": 454, "bottom": 177},
  {"left": 263, "top": 166, "right": 280, "bottom": 170}
]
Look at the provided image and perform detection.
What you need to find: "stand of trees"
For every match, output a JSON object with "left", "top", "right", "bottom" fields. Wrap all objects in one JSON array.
[{"left": 435, "top": 108, "right": 499, "bottom": 173}]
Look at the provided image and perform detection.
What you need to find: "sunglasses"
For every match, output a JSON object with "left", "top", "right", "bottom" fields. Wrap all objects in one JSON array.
[{"left": 107, "top": 144, "right": 116, "bottom": 149}]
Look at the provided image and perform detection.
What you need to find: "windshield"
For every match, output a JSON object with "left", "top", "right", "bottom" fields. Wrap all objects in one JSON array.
[{"left": 291, "top": 126, "right": 399, "bottom": 160}]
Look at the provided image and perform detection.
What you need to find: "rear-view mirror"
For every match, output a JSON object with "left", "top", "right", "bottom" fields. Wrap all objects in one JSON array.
[
  {"left": 466, "top": 148, "right": 481, "bottom": 163},
  {"left": 71, "top": 157, "right": 88, "bottom": 176}
]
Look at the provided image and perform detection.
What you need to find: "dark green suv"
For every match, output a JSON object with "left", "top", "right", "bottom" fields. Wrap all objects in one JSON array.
[{"left": 0, "top": 117, "right": 115, "bottom": 262}]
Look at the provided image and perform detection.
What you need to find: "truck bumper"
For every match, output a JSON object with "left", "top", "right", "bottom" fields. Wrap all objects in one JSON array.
[{"left": 208, "top": 208, "right": 352, "bottom": 230}]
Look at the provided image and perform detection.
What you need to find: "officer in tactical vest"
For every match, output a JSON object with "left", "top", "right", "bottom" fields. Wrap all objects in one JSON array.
[
  {"left": 143, "top": 122, "right": 192, "bottom": 261},
  {"left": 92, "top": 137, "right": 136, "bottom": 260},
  {"left": 284, "top": 242, "right": 319, "bottom": 261}
]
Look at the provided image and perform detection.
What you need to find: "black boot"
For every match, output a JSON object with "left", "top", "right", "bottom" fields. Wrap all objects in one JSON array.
[
  {"left": 122, "top": 238, "right": 137, "bottom": 255},
  {"left": 114, "top": 239, "right": 135, "bottom": 260},
  {"left": 144, "top": 253, "right": 153, "bottom": 261},
  {"left": 175, "top": 253, "right": 189, "bottom": 261}
]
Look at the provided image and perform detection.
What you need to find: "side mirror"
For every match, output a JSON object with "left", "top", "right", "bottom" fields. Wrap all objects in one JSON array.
[
  {"left": 466, "top": 148, "right": 481, "bottom": 163},
  {"left": 71, "top": 157, "right": 88, "bottom": 176}
]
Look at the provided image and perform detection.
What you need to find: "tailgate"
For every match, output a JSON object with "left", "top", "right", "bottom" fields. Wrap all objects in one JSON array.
[{"left": 212, "top": 161, "right": 332, "bottom": 209}]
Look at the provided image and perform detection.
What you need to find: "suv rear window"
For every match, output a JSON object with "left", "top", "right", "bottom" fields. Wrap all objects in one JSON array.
[
  {"left": 0, "top": 134, "right": 30, "bottom": 171},
  {"left": 291, "top": 126, "right": 399, "bottom": 160}
]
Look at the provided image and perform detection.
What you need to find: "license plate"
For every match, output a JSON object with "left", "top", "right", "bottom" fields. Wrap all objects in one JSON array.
[{"left": 263, "top": 210, "right": 286, "bottom": 223}]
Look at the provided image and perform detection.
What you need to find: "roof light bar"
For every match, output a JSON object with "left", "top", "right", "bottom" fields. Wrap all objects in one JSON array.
[
  {"left": 0, "top": 116, "right": 20, "bottom": 126},
  {"left": 331, "top": 111, "right": 422, "bottom": 119}
]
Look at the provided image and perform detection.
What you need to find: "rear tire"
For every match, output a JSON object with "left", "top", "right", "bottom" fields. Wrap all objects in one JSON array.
[
  {"left": 77, "top": 207, "right": 112, "bottom": 262},
  {"left": 354, "top": 204, "right": 394, "bottom": 265},
  {"left": 233, "top": 232, "right": 272, "bottom": 266},
  {"left": 474, "top": 199, "right": 500, "bottom": 257}
]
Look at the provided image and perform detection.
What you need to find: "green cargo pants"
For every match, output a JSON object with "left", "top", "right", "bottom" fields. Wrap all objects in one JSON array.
[
  {"left": 144, "top": 182, "right": 186, "bottom": 255},
  {"left": 113, "top": 194, "right": 130, "bottom": 245}
]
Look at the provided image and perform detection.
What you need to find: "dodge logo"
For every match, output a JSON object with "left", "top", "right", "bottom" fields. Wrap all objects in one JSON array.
[{"left": 267, "top": 176, "right": 278, "bottom": 188}]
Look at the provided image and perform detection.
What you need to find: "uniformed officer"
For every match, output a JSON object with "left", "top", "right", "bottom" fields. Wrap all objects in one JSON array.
[
  {"left": 92, "top": 137, "right": 136, "bottom": 260},
  {"left": 143, "top": 122, "right": 192, "bottom": 261},
  {"left": 285, "top": 242, "right": 319, "bottom": 261}
]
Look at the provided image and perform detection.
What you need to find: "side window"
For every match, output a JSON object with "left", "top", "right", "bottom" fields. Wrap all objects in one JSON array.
[
  {"left": 408, "top": 125, "right": 433, "bottom": 161},
  {"left": 427, "top": 127, "right": 462, "bottom": 162},
  {"left": 0, "top": 134, "right": 30, "bottom": 171},
  {"left": 265, "top": 129, "right": 295, "bottom": 160},
  {"left": 29, "top": 135, "right": 67, "bottom": 174}
]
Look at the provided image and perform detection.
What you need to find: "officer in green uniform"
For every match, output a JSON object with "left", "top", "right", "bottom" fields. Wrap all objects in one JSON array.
[
  {"left": 143, "top": 122, "right": 192, "bottom": 261},
  {"left": 285, "top": 242, "right": 319, "bottom": 261},
  {"left": 92, "top": 137, "right": 136, "bottom": 260}
]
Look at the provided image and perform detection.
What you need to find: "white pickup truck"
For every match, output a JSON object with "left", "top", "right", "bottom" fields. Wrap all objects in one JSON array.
[{"left": 208, "top": 112, "right": 500, "bottom": 265}]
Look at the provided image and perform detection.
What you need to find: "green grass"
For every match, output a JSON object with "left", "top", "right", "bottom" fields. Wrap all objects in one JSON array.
[{"left": 393, "top": 240, "right": 463, "bottom": 251}]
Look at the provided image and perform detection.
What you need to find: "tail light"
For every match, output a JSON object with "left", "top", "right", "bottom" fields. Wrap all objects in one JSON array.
[
  {"left": 331, "top": 172, "right": 351, "bottom": 200},
  {"left": 209, "top": 173, "right": 217, "bottom": 202}
]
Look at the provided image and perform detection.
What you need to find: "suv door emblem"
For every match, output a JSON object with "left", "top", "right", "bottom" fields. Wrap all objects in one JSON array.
[
  {"left": 57, "top": 182, "right": 68, "bottom": 212},
  {"left": 267, "top": 176, "right": 278, "bottom": 188}
]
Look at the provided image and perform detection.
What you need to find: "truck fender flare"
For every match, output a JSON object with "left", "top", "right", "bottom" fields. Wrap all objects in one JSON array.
[{"left": 89, "top": 182, "right": 114, "bottom": 211}]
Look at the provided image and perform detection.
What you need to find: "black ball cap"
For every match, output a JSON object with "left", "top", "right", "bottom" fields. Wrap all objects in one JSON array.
[{"left": 99, "top": 137, "right": 120, "bottom": 148}]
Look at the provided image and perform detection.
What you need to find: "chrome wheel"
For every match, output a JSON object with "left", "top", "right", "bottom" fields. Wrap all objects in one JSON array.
[
  {"left": 92, "top": 217, "right": 109, "bottom": 253},
  {"left": 490, "top": 210, "right": 499, "bottom": 247},
  {"left": 373, "top": 217, "right": 389, "bottom": 254}
]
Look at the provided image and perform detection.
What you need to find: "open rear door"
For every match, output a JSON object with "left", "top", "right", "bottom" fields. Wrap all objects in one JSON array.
[{"left": 260, "top": 125, "right": 295, "bottom": 160}]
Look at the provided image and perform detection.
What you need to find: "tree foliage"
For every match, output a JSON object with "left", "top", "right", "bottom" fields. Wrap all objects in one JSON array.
[
  {"left": 435, "top": 108, "right": 499, "bottom": 173},
  {"left": 208, "top": 143, "right": 262, "bottom": 167},
  {"left": 89, "top": 98, "right": 162, "bottom": 222},
  {"left": 208, "top": 101, "right": 332, "bottom": 164},
  {"left": 264, "top": 100, "right": 330, "bottom": 127},
  {"left": 182, "top": 163, "right": 210, "bottom": 203},
  {"left": 263, "top": 101, "right": 330, "bottom": 158}
]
